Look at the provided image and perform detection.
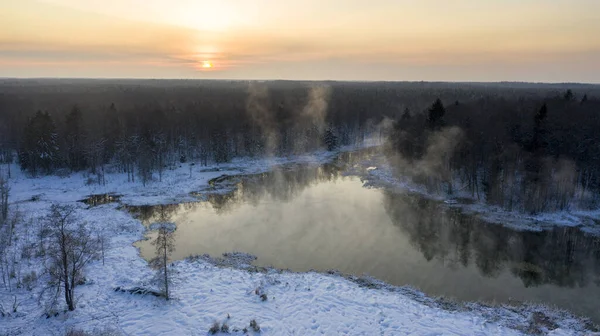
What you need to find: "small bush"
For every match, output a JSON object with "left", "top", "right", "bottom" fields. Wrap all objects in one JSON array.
[
  {"left": 250, "top": 319, "right": 260, "bottom": 332},
  {"left": 85, "top": 177, "right": 97, "bottom": 186},
  {"left": 55, "top": 168, "right": 71, "bottom": 178},
  {"left": 65, "top": 329, "right": 89, "bottom": 336},
  {"left": 22, "top": 271, "right": 37, "bottom": 290},
  {"left": 208, "top": 321, "right": 220, "bottom": 334},
  {"left": 21, "top": 244, "right": 34, "bottom": 259},
  {"left": 220, "top": 322, "right": 229, "bottom": 333},
  {"left": 76, "top": 275, "right": 87, "bottom": 286},
  {"left": 254, "top": 286, "right": 267, "bottom": 301}
]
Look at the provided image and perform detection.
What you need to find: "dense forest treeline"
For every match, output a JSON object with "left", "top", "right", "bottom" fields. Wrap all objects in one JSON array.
[
  {"left": 1, "top": 80, "right": 398, "bottom": 183},
  {"left": 1, "top": 80, "right": 599, "bottom": 212},
  {"left": 388, "top": 88, "right": 600, "bottom": 213}
]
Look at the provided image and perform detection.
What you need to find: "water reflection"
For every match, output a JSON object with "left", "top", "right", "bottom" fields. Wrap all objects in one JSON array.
[
  {"left": 383, "top": 192, "right": 600, "bottom": 289},
  {"left": 79, "top": 193, "right": 121, "bottom": 206},
  {"left": 130, "top": 149, "right": 600, "bottom": 322}
]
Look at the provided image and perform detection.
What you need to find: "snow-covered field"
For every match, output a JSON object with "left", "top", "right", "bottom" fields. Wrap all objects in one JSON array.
[{"left": 1, "top": 146, "right": 598, "bottom": 335}]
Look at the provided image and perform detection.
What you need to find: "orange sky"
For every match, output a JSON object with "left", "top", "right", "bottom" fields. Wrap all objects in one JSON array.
[{"left": 1, "top": 0, "right": 599, "bottom": 82}]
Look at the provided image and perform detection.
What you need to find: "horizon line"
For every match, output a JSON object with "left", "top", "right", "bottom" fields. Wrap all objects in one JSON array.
[{"left": 1, "top": 77, "right": 599, "bottom": 86}]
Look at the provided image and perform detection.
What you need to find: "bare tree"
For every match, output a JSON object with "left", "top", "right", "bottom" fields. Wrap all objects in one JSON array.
[
  {"left": 0, "top": 220, "right": 11, "bottom": 290},
  {"left": 85, "top": 138, "right": 107, "bottom": 185},
  {"left": 150, "top": 223, "right": 175, "bottom": 300},
  {"left": 0, "top": 172, "right": 11, "bottom": 290},
  {"left": 45, "top": 205, "right": 98, "bottom": 311},
  {"left": 0, "top": 210, "right": 23, "bottom": 291},
  {"left": 97, "top": 227, "right": 108, "bottom": 266},
  {"left": 0, "top": 170, "right": 8, "bottom": 223}
]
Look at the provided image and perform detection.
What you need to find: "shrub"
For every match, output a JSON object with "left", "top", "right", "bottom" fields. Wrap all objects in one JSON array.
[
  {"left": 208, "top": 321, "right": 220, "bottom": 334},
  {"left": 220, "top": 322, "right": 229, "bottom": 333},
  {"left": 65, "top": 329, "right": 89, "bottom": 336},
  {"left": 250, "top": 319, "right": 260, "bottom": 332},
  {"left": 22, "top": 271, "right": 37, "bottom": 290}
]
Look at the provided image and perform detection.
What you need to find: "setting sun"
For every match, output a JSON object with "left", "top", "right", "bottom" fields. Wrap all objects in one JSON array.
[{"left": 202, "top": 61, "right": 213, "bottom": 69}]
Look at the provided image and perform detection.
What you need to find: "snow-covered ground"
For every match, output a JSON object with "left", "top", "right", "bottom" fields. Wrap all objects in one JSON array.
[
  {"left": 358, "top": 155, "right": 600, "bottom": 236},
  {"left": 1, "top": 146, "right": 598, "bottom": 335}
]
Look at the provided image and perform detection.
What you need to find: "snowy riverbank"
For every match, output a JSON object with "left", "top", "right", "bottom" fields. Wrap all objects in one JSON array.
[
  {"left": 1, "top": 147, "right": 598, "bottom": 335},
  {"left": 357, "top": 154, "right": 600, "bottom": 236}
]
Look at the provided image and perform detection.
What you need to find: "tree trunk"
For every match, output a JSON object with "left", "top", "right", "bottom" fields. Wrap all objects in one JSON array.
[{"left": 163, "top": 245, "right": 169, "bottom": 300}]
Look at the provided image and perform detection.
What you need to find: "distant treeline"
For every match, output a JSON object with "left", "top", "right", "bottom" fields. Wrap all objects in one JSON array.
[
  {"left": 0, "top": 80, "right": 401, "bottom": 184},
  {"left": 387, "top": 89, "right": 600, "bottom": 213},
  {"left": 0, "top": 80, "right": 599, "bottom": 203}
]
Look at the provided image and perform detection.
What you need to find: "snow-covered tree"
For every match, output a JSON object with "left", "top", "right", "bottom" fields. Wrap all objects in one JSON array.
[
  {"left": 323, "top": 127, "right": 339, "bottom": 151},
  {"left": 44, "top": 205, "right": 98, "bottom": 311},
  {"left": 0, "top": 171, "right": 8, "bottom": 223},
  {"left": 150, "top": 223, "right": 175, "bottom": 300}
]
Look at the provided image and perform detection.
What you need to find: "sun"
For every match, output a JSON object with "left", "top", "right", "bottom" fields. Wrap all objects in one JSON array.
[{"left": 202, "top": 61, "right": 213, "bottom": 69}]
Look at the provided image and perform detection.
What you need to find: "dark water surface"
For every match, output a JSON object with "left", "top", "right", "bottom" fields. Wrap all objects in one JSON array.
[{"left": 132, "top": 150, "right": 600, "bottom": 323}]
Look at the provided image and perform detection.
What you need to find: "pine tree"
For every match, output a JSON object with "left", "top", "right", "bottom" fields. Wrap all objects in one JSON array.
[
  {"left": 65, "top": 106, "right": 87, "bottom": 171},
  {"left": 211, "top": 129, "right": 230, "bottom": 163},
  {"left": 150, "top": 224, "right": 175, "bottom": 300},
  {"left": 427, "top": 99, "right": 446, "bottom": 130},
  {"left": 0, "top": 172, "right": 8, "bottom": 223},
  {"left": 323, "top": 128, "right": 339, "bottom": 151},
  {"left": 103, "top": 103, "right": 121, "bottom": 163},
  {"left": 401, "top": 108, "right": 411, "bottom": 122},
  {"left": 19, "top": 111, "right": 60, "bottom": 175},
  {"left": 564, "top": 89, "right": 574, "bottom": 101}
]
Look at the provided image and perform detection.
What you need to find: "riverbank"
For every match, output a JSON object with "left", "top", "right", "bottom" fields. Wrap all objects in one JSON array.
[
  {"left": 1, "top": 148, "right": 598, "bottom": 335},
  {"left": 357, "top": 153, "right": 600, "bottom": 236}
]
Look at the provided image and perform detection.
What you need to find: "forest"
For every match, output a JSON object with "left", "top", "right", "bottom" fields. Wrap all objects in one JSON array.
[
  {"left": 388, "top": 88, "right": 600, "bottom": 213},
  {"left": 1, "top": 79, "right": 599, "bottom": 212}
]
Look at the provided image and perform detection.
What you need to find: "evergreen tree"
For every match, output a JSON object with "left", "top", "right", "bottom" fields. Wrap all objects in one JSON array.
[
  {"left": 65, "top": 106, "right": 87, "bottom": 171},
  {"left": 401, "top": 108, "right": 411, "bottom": 122},
  {"left": 150, "top": 223, "right": 175, "bottom": 300},
  {"left": 564, "top": 89, "right": 574, "bottom": 101},
  {"left": 323, "top": 127, "right": 339, "bottom": 151},
  {"left": 137, "top": 137, "right": 153, "bottom": 187},
  {"left": 0, "top": 172, "right": 8, "bottom": 223},
  {"left": 393, "top": 107, "right": 424, "bottom": 161},
  {"left": 211, "top": 129, "right": 230, "bottom": 163},
  {"left": 102, "top": 103, "right": 121, "bottom": 163},
  {"left": 19, "top": 111, "right": 60, "bottom": 175},
  {"left": 427, "top": 99, "right": 445, "bottom": 130}
]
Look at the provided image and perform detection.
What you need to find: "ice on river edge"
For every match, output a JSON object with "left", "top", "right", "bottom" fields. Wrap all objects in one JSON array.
[{"left": 1, "top": 143, "right": 598, "bottom": 335}]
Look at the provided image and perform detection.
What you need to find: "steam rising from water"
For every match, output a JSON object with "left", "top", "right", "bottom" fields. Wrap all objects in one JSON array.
[
  {"left": 301, "top": 85, "right": 330, "bottom": 132},
  {"left": 245, "top": 83, "right": 333, "bottom": 156},
  {"left": 387, "top": 123, "right": 584, "bottom": 211},
  {"left": 294, "top": 85, "right": 331, "bottom": 153},
  {"left": 388, "top": 126, "right": 464, "bottom": 190},
  {"left": 246, "top": 83, "right": 278, "bottom": 155}
]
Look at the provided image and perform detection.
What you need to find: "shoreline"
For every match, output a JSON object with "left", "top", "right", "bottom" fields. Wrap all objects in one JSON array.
[{"left": 2, "top": 146, "right": 599, "bottom": 335}]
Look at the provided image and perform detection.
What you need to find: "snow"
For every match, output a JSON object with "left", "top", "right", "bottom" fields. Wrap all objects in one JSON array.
[
  {"left": 360, "top": 155, "right": 600, "bottom": 236},
  {"left": 1, "top": 145, "right": 598, "bottom": 335}
]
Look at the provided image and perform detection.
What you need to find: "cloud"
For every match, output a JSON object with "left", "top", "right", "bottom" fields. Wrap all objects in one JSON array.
[{"left": 2, "top": 0, "right": 600, "bottom": 81}]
